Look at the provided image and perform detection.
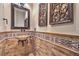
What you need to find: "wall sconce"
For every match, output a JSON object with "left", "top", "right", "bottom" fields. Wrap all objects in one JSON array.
[{"left": 3, "top": 18, "right": 8, "bottom": 24}]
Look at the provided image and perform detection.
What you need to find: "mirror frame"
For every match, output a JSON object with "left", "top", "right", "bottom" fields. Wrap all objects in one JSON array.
[{"left": 11, "top": 3, "right": 30, "bottom": 29}]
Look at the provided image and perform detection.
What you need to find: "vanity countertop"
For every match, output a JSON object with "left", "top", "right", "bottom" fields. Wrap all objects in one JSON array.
[{"left": 15, "top": 35, "right": 30, "bottom": 40}]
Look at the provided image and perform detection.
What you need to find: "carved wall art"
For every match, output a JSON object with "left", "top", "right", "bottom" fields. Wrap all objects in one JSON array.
[
  {"left": 39, "top": 3, "right": 48, "bottom": 26},
  {"left": 49, "top": 3, "right": 73, "bottom": 25}
]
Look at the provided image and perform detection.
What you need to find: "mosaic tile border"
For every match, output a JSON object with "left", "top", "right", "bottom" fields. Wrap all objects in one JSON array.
[
  {"left": 0, "top": 31, "right": 33, "bottom": 40},
  {"left": 34, "top": 32, "right": 79, "bottom": 53}
]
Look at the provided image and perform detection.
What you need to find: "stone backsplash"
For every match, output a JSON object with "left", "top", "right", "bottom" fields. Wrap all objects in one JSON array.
[{"left": 34, "top": 32, "right": 79, "bottom": 54}]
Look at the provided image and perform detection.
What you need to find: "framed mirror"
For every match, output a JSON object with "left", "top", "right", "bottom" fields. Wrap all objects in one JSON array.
[{"left": 11, "top": 3, "right": 30, "bottom": 29}]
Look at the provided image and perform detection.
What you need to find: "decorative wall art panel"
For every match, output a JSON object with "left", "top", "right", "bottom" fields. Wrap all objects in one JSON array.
[
  {"left": 49, "top": 3, "right": 73, "bottom": 25},
  {"left": 39, "top": 3, "right": 48, "bottom": 26}
]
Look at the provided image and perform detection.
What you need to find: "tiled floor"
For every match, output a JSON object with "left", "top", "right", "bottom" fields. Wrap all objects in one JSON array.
[
  {"left": 0, "top": 36, "right": 79, "bottom": 56},
  {"left": 0, "top": 38, "right": 33, "bottom": 56}
]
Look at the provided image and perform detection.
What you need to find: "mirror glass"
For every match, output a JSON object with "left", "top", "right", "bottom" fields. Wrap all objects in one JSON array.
[{"left": 11, "top": 3, "right": 30, "bottom": 29}]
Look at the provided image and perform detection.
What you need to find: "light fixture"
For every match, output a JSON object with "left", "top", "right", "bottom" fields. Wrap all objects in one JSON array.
[{"left": 3, "top": 18, "right": 8, "bottom": 24}]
